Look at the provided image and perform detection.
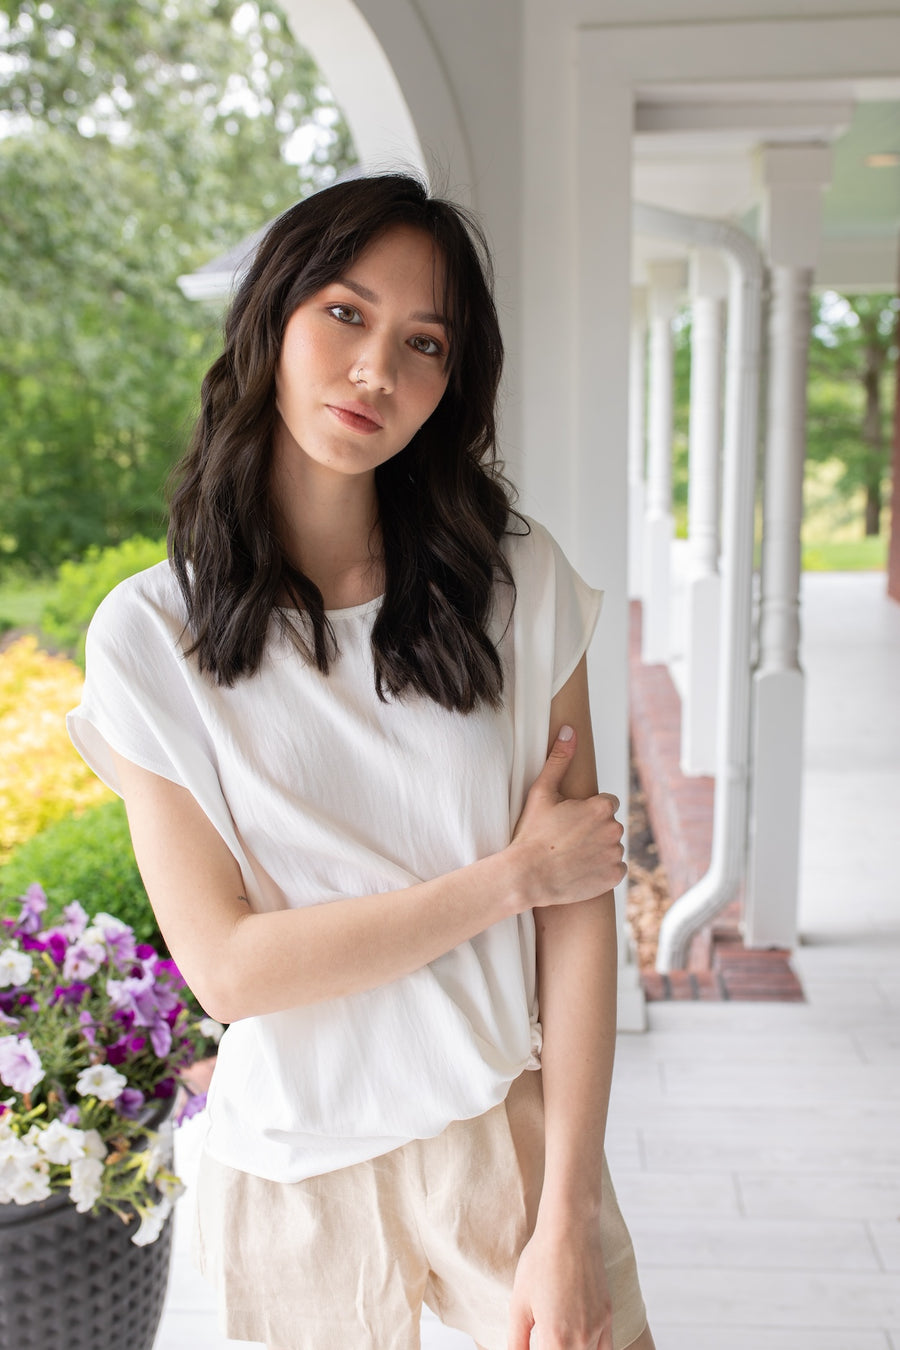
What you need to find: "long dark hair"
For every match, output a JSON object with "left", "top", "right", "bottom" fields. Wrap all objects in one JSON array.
[{"left": 168, "top": 172, "right": 521, "bottom": 711}]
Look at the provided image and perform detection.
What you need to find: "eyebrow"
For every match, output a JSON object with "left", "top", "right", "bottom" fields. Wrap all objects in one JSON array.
[{"left": 336, "top": 277, "right": 448, "bottom": 328}]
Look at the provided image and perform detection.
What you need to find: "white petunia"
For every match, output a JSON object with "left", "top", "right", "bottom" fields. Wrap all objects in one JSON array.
[
  {"left": 0, "top": 946, "right": 32, "bottom": 989},
  {"left": 36, "top": 1120, "right": 86, "bottom": 1165},
  {"left": 91, "top": 914, "right": 132, "bottom": 941},
  {"left": 142, "top": 1118, "right": 174, "bottom": 1182},
  {"left": 0, "top": 1132, "right": 38, "bottom": 1169},
  {"left": 8, "top": 1160, "right": 53, "bottom": 1205},
  {"left": 68, "top": 1156, "right": 104, "bottom": 1213},
  {"left": 75, "top": 1064, "right": 128, "bottom": 1102},
  {"left": 155, "top": 1172, "right": 186, "bottom": 1203},
  {"left": 130, "top": 1195, "right": 172, "bottom": 1246},
  {"left": 198, "top": 1017, "right": 225, "bottom": 1043},
  {"left": 81, "top": 1128, "right": 107, "bottom": 1160}
]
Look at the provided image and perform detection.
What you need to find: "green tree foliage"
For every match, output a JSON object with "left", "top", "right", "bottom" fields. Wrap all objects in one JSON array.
[
  {"left": 807, "top": 292, "right": 898, "bottom": 536},
  {"left": 0, "top": 0, "right": 356, "bottom": 574}
]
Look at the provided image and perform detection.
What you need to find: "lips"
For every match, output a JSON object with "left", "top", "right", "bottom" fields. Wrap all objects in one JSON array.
[{"left": 326, "top": 401, "right": 384, "bottom": 433}]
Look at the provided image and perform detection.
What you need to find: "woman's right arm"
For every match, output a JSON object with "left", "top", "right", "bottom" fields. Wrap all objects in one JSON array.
[{"left": 112, "top": 727, "right": 625, "bottom": 1023}]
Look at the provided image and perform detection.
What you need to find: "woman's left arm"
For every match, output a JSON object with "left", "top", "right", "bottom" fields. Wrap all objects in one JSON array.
[{"left": 508, "top": 653, "right": 621, "bottom": 1350}]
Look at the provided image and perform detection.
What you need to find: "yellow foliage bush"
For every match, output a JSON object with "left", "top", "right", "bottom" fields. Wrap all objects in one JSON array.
[{"left": 0, "top": 635, "right": 112, "bottom": 862}]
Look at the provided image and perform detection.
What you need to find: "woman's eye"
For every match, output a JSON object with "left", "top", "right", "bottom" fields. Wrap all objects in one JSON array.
[
  {"left": 410, "top": 335, "right": 443, "bottom": 357},
  {"left": 328, "top": 304, "right": 362, "bottom": 324}
]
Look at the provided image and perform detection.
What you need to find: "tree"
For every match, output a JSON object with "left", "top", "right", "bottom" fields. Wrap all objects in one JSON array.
[
  {"left": 807, "top": 291, "right": 898, "bottom": 537},
  {"left": 0, "top": 0, "right": 356, "bottom": 573}
]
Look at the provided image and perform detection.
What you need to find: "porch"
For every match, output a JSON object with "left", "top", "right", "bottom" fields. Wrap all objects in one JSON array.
[{"left": 155, "top": 568, "right": 900, "bottom": 1346}]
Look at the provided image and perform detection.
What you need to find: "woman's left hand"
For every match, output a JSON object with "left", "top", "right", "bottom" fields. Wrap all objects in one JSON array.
[{"left": 507, "top": 1216, "right": 613, "bottom": 1350}]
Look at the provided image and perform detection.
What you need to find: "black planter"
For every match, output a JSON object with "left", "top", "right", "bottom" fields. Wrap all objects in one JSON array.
[{"left": 0, "top": 1188, "right": 173, "bottom": 1350}]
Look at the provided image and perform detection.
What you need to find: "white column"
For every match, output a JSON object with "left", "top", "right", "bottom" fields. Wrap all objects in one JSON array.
[
  {"left": 681, "top": 249, "right": 727, "bottom": 775},
  {"left": 571, "top": 70, "right": 646, "bottom": 1030},
  {"left": 745, "top": 144, "right": 832, "bottom": 949},
  {"left": 642, "top": 260, "right": 685, "bottom": 663},
  {"left": 628, "top": 287, "right": 648, "bottom": 599}
]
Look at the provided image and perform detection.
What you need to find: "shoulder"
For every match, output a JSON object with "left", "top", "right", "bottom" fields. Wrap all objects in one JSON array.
[
  {"left": 502, "top": 514, "right": 571, "bottom": 589},
  {"left": 87, "top": 560, "right": 188, "bottom": 664}
]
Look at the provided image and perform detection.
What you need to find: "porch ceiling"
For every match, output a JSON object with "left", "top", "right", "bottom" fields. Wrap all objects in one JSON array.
[{"left": 632, "top": 84, "right": 900, "bottom": 291}]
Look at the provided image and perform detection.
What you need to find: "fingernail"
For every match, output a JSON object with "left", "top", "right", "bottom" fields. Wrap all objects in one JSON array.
[{"left": 557, "top": 725, "right": 574, "bottom": 742}]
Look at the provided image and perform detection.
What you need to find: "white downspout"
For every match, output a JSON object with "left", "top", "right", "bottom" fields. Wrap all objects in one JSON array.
[{"left": 631, "top": 204, "right": 764, "bottom": 972}]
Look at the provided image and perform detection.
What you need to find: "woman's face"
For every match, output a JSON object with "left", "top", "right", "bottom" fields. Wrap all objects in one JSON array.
[{"left": 273, "top": 224, "right": 451, "bottom": 487}]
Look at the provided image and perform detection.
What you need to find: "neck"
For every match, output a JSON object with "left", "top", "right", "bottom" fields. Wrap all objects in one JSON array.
[{"left": 271, "top": 433, "right": 383, "bottom": 610}]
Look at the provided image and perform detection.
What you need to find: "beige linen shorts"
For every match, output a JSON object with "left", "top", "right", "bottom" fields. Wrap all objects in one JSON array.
[{"left": 194, "top": 1068, "right": 647, "bottom": 1350}]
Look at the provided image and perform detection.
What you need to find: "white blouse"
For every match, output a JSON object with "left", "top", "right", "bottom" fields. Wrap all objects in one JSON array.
[{"left": 68, "top": 517, "right": 602, "bottom": 1181}]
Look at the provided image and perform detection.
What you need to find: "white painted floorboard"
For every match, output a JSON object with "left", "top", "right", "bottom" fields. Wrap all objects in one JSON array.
[{"left": 155, "top": 573, "right": 900, "bottom": 1348}]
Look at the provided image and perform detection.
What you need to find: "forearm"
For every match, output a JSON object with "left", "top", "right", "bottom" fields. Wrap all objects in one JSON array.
[
  {"left": 206, "top": 849, "right": 519, "bottom": 1022},
  {"left": 534, "top": 890, "right": 618, "bottom": 1220},
  {"left": 114, "top": 729, "right": 622, "bottom": 1026}
]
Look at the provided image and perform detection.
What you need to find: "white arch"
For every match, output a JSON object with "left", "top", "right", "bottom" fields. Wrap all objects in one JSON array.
[{"left": 281, "top": 0, "right": 475, "bottom": 206}]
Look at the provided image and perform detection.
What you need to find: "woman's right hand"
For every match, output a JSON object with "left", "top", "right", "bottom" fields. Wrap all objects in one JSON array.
[{"left": 509, "top": 726, "right": 627, "bottom": 910}]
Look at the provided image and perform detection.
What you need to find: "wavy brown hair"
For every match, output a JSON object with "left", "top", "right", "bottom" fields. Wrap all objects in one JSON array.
[{"left": 168, "top": 172, "right": 523, "bottom": 711}]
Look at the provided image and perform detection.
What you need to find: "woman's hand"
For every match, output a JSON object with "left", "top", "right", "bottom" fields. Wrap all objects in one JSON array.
[
  {"left": 508, "top": 1216, "right": 613, "bottom": 1350},
  {"left": 509, "top": 726, "right": 626, "bottom": 911}
]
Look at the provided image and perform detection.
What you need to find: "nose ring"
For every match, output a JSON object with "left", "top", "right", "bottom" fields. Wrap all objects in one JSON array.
[{"left": 355, "top": 367, "right": 365, "bottom": 385}]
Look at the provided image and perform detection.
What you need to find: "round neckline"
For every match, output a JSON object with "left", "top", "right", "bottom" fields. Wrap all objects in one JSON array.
[
  {"left": 276, "top": 594, "right": 384, "bottom": 620},
  {"left": 325, "top": 594, "right": 384, "bottom": 619}
]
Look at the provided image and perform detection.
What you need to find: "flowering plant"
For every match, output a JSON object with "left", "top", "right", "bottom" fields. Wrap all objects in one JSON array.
[{"left": 0, "top": 884, "right": 221, "bottom": 1244}]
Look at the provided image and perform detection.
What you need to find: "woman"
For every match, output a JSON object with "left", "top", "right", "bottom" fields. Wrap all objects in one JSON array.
[{"left": 69, "top": 173, "right": 655, "bottom": 1350}]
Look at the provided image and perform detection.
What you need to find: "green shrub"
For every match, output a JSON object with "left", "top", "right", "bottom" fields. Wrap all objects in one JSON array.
[
  {"left": 41, "top": 535, "right": 167, "bottom": 666},
  {"left": 0, "top": 798, "right": 165, "bottom": 953}
]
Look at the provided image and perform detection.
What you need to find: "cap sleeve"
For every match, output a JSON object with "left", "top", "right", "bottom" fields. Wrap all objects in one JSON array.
[
  {"left": 502, "top": 518, "right": 604, "bottom": 821},
  {"left": 67, "top": 565, "right": 199, "bottom": 796},
  {"left": 545, "top": 529, "right": 604, "bottom": 696}
]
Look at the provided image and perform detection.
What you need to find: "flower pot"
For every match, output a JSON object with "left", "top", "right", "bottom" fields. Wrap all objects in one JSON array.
[{"left": 0, "top": 1189, "right": 173, "bottom": 1350}]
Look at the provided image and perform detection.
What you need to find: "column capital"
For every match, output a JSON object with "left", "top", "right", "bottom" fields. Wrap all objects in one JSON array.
[
  {"left": 756, "top": 142, "right": 833, "bottom": 269},
  {"left": 757, "top": 143, "right": 833, "bottom": 189}
]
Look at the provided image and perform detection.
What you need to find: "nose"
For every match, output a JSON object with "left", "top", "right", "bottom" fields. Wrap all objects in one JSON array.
[{"left": 351, "top": 331, "right": 396, "bottom": 394}]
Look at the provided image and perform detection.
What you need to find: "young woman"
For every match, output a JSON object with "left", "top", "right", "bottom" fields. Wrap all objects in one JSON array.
[{"left": 69, "top": 173, "right": 655, "bottom": 1350}]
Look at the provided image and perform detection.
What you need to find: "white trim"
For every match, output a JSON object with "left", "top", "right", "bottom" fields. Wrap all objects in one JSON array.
[
  {"left": 282, "top": 0, "right": 475, "bottom": 202},
  {"left": 581, "top": 15, "right": 900, "bottom": 86}
]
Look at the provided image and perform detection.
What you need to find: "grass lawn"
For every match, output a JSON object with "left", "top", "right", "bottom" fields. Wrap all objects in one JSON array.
[
  {"left": 0, "top": 578, "right": 57, "bottom": 632},
  {"left": 801, "top": 535, "right": 888, "bottom": 571}
]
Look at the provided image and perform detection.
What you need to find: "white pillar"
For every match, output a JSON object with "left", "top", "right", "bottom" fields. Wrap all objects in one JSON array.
[
  {"left": 628, "top": 287, "right": 648, "bottom": 599},
  {"left": 681, "top": 250, "right": 727, "bottom": 775},
  {"left": 571, "top": 70, "right": 646, "bottom": 1030},
  {"left": 745, "top": 144, "right": 832, "bottom": 949},
  {"left": 642, "top": 260, "right": 685, "bottom": 664}
]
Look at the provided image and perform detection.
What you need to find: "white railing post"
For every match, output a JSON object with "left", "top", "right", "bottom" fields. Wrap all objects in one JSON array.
[
  {"left": 642, "top": 260, "right": 686, "bottom": 663},
  {"left": 745, "top": 143, "right": 832, "bottom": 949},
  {"left": 628, "top": 287, "right": 648, "bottom": 599},
  {"left": 681, "top": 249, "right": 727, "bottom": 775}
]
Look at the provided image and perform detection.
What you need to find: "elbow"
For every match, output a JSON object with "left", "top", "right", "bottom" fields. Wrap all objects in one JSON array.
[
  {"left": 195, "top": 985, "right": 239, "bottom": 1027},
  {"left": 181, "top": 940, "right": 252, "bottom": 1026},
  {"left": 196, "top": 961, "right": 258, "bottom": 1025}
]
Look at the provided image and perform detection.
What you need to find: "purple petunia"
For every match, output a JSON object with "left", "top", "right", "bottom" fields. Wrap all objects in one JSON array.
[
  {"left": 78, "top": 1009, "right": 96, "bottom": 1047},
  {"left": 16, "top": 885, "right": 48, "bottom": 936},
  {"left": 0, "top": 1033, "right": 44, "bottom": 1093},
  {"left": 46, "top": 932, "right": 68, "bottom": 967},
  {"left": 175, "top": 1091, "right": 207, "bottom": 1126},
  {"left": 60, "top": 902, "right": 89, "bottom": 941},
  {"left": 115, "top": 1087, "right": 146, "bottom": 1119},
  {"left": 51, "top": 982, "right": 92, "bottom": 1008}
]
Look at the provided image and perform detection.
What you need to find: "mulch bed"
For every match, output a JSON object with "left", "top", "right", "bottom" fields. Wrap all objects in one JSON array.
[{"left": 625, "top": 748, "right": 673, "bottom": 972}]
